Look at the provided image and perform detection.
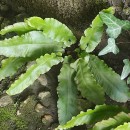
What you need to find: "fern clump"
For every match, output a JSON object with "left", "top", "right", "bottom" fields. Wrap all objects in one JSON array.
[{"left": 0, "top": 7, "right": 130, "bottom": 129}]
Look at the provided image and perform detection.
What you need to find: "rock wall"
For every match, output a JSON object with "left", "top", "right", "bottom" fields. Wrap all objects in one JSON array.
[{"left": 1, "top": 0, "right": 109, "bottom": 31}]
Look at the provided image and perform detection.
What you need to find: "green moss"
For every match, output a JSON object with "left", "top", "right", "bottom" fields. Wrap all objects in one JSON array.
[{"left": 0, "top": 105, "right": 28, "bottom": 130}]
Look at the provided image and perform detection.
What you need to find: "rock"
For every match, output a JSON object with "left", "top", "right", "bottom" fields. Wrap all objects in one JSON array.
[
  {"left": 0, "top": 3, "right": 9, "bottom": 13},
  {"left": 42, "top": 114, "right": 53, "bottom": 126},
  {"left": 38, "top": 74, "right": 47, "bottom": 86},
  {"left": 38, "top": 91, "right": 51, "bottom": 107},
  {"left": 0, "top": 95, "right": 13, "bottom": 107},
  {"left": 0, "top": 105, "right": 28, "bottom": 130},
  {"left": 35, "top": 103, "right": 45, "bottom": 113},
  {"left": 18, "top": 96, "right": 45, "bottom": 129}
]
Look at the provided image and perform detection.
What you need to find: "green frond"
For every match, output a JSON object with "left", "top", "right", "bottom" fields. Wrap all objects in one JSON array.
[
  {"left": 80, "top": 15, "right": 103, "bottom": 52},
  {"left": 42, "top": 18, "right": 76, "bottom": 48},
  {"left": 93, "top": 112, "right": 130, "bottom": 130},
  {"left": 6, "top": 53, "right": 63, "bottom": 95},
  {"left": 0, "top": 22, "right": 35, "bottom": 35},
  {"left": 114, "top": 122, "right": 130, "bottom": 130},
  {"left": 102, "top": 7, "right": 115, "bottom": 14},
  {"left": 57, "top": 56, "right": 79, "bottom": 125},
  {"left": 75, "top": 58, "right": 105, "bottom": 104},
  {"left": 88, "top": 55, "right": 130, "bottom": 102},
  {"left": 121, "top": 59, "right": 130, "bottom": 80},
  {"left": 56, "top": 105, "right": 127, "bottom": 130},
  {"left": 127, "top": 77, "right": 130, "bottom": 84},
  {"left": 0, "top": 31, "right": 64, "bottom": 57},
  {"left": 0, "top": 57, "right": 29, "bottom": 80},
  {"left": 25, "top": 16, "right": 45, "bottom": 30}
]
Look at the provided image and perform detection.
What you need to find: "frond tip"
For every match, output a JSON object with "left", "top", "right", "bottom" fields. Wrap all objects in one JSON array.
[{"left": 6, "top": 53, "right": 63, "bottom": 95}]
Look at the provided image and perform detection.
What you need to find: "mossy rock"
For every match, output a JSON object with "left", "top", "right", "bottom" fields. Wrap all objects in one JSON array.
[{"left": 0, "top": 105, "right": 28, "bottom": 130}]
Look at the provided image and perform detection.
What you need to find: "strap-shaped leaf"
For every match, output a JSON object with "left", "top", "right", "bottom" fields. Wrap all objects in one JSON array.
[
  {"left": 99, "top": 12, "right": 130, "bottom": 38},
  {"left": 57, "top": 56, "right": 78, "bottom": 125},
  {"left": 79, "top": 7, "right": 114, "bottom": 53},
  {"left": 93, "top": 112, "right": 130, "bottom": 130},
  {"left": 88, "top": 55, "right": 130, "bottom": 102},
  {"left": 0, "top": 57, "right": 29, "bottom": 80},
  {"left": 99, "top": 38, "right": 119, "bottom": 56},
  {"left": 114, "top": 122, "right": 130, "bottom": 130},
  {"left": 0, "top": 22, "right": 35, "bottom": 35},
  {"left": 0, "top": 17, "right": 76, "bottom": 48},
  {"left": 0, "top": 31, "right": 64, "bottom": 57},
  {"left": 56, "top": 105, "right": 127, "bottom": 130},
  {"left": 80, "top": 15, "right": 103, "bottom": 52},
  {"left": 102, "top": 7, "right": 115, "bottom": 14},
  {"left": 121, "top": 59, "right": 130, "bottom": 80},
  {"left": 42, "top": 18, "right": 76, "bottom": 48},
  {"left": 6, "top": 53, "right": 63, "bottom": 95},
  {"left": 25, "top": 16, "right": 45, "bottom": 30},
  {"left": 0, "top": 16, "right": 47, "bottom": 35},
  {"left": 75, "top": 58, "right": 105, "bottom": 104},
  {"left": 127, "top": 77, "right": 130, "bottom": 84}
]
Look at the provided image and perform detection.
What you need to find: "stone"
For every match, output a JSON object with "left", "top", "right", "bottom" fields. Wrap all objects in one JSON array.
[
  {"left": 35, "top": 103, "right": 44, "bottom": 113},
  {"left": 38, "top": 91, "right": 51, "bottom": 107},
  {"left": 38, "top": 74, "right": 47, "bottom": 86},
  {"left": 42, "top": 114, "right": 53, "bottom": 126},
  {"left": 0, "top": 95, "right": 13, "bottom": 107},
  {"left": 0, "top": 3, "right": 9, "bottom": 12}
]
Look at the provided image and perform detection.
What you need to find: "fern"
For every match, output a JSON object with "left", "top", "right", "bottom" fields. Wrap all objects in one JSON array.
[
  {"left": 127, "top": 77, "right": 130, "bottom": 84},
  {"left": 25, "top": 16, "right": 45, "bottom": 30},
  {"left": 56, "top": 105, "right": 127, "bottom": 130},
  {"left": 121, "top": 59, "right": 130, "bottom": 80},
  {"left": 79, "top": 15, "right": 103, "bottom": 52},
  {"left": 0, "top": 31, "right": 64, "bottom": 57},
  {"left": 0, "top": 6, "right": 130, "bottom": 130},
  {"left": 57, "top": 56, "right": 79, "bottom": 125},
  {"left": 114, "top": 122, "right": 130, "bottom": 130},
  {"left": 42, "top": 18, "right": 76, "bottom": 48},
  {"left": 93, "top": 112, "right": 130, "bottom": 130},
  {"left": 75, "top": 57, "right": 105, "bottom": 104},
  {"left": 0, "top": 22, "right": 35, "bottom": 35},
  {"left": 6, "top": 53, "right": 63, "bottom": 95},
  {"left": 0, "top": 57, "right": 28, "bottom": 80},
  {"left": 79, "top": 7, "right": 114, "bottom": 53},
  {"left": 88, "top": 55, "right": 130, "bottom": 102}
]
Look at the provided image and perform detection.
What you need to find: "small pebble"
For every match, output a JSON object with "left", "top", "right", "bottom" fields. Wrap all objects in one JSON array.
[
  {"left": 38, "top": 75, "right": 47, "bottom": 86},
  {"left": 35, "top": 103, "right": 44, "bottom": 113},
  {"left": 38, "top": 92, "right": 51, "bottom": 107},
  {"left": 42, "top": 114, "right": 53, "bottom": 125},
  {"left": 0, "top": 95, "right": 13, "bottom": 107}
]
